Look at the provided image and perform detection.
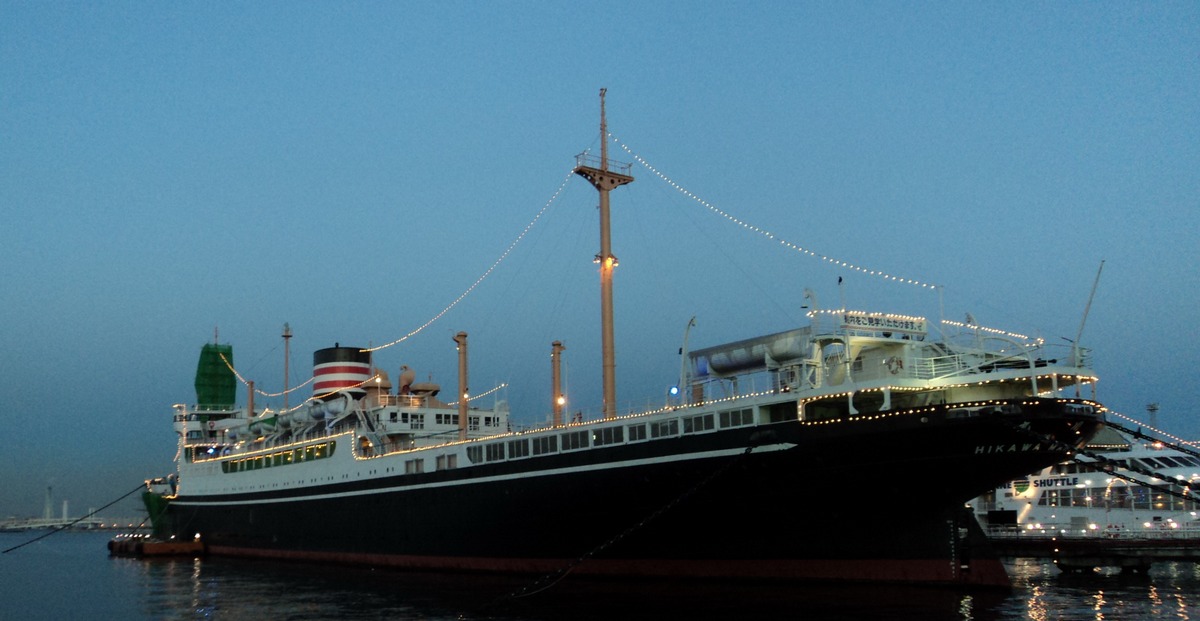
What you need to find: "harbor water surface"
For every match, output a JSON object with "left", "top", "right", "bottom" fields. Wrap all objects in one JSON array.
[{"left": 1, "top": 531, "right": 1196, "bottom": 620}]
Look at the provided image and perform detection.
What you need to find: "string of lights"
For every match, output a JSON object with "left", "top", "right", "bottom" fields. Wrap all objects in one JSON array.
[
  {"left": 1108, "top": 410, "right": 1198, "bottom": 447},
  {"left": 209, "top": 165, "right": 578, "bottom": 393},
  {"left": 610, "top": 133, "right": 940, "bottom": 290},
  {"left": 218, "top": 352, "right": 315, "bottom": 398},
  {"left": 806, "top": 308, "right": 927, "bottom": 323},
  {"left": 448, "top": 382, "right": 509, "bottom": 406},
  {"left": 364, "top": 167, "right": 580, "bottom": 353},
  {"left": 941, "top": 318, "right": 1039, "bottom": 344}
]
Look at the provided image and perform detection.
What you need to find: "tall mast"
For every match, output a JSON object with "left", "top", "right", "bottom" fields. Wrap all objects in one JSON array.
[
  {"left": 282, "top": 322, "right": 292, "bottom": 411},
  {"left": 574, "top": 88, "right": 634, "bottom": 420}
]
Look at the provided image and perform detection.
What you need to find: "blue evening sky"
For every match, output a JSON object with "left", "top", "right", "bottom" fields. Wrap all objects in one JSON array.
[{"left": 2, "top": 2, "right": 1197, "bottom": 518}]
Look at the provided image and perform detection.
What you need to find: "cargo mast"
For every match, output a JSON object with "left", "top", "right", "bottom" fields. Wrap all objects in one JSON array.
[{"left": 573, "top": 88, "right": 634, "bottom": 420}]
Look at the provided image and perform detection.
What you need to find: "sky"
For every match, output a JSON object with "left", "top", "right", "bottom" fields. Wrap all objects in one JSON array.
[{"left": 1, "top": 2, "right": 1197, "bottom": 519}]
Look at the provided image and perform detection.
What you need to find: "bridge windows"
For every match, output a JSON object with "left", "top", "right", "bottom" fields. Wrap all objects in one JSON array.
[
  {"left": 561, "top": 430, "right": 589, "bottom": 451},
  {"left": 650, "top": 419, "right": 678, "bottom": 438},
  {"left": 683, "top": 413, "right": 714, "bottom": 434},
  {"left": 532, "top": 435, "right": 558, "bottom": 456},
  {"left": 720, "top": 408, "right": 753, "bottom": 428},
  {"left": 593, "top": 426, "right": 624, "bottom": 446}
]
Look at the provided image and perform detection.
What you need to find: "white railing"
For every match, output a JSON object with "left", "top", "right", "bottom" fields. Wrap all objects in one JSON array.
[{"left": 987, "top": 522, "right": 1200, "bottom": 540}]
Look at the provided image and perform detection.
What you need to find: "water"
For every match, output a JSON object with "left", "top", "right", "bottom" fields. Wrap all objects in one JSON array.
[{"left": 1, "top": 531, "right": 1197, "bottom": 620}]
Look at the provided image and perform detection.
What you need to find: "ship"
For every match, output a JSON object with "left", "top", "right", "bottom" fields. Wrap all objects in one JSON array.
[
  {"left": 974, "top": 427, "right": 1200, "bottom": 537},
  {"left": 137, "top": 92, "right": 1107, "bottom": 588}
]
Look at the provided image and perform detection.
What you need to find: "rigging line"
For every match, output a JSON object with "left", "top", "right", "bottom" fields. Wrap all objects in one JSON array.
[
  {"left": 1104, "top": 421, "right": 1200, "bottom": 459},
  {"left": 2, "top": 483, "right": 147, "bottom": 554},
  {"left": 1004, "top": 422, "right": 1199, "bottom": 504},
  {"left": 609, "top": 133, "right": 941, "bottom": 290},
  {"left": 1069, "top": 454, "right": 1199, "bottom": 505},
  {"left": 364, "top": 167, "right": 581, "bottom": 354},
  {"left": 1106, "top": 412, "right": 1199, "bottom": 448},
  {"left": 218, "top": 352, "right": 315, "bottom": 397},
  {"left": 493, "top": 438, "right": 768, "bottom": 604}
]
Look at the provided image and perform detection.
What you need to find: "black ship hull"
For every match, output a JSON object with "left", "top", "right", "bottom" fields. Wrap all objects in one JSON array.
[{"left": 153, "top": 398, "right": 1103, "bottom": 587}]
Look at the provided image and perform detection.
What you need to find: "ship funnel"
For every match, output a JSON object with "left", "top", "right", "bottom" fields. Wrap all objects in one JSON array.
[{"left": 313, "top": 345, "right": 371, "bottom": 399}]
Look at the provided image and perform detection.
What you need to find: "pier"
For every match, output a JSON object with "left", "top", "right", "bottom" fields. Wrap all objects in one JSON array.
[{"left": 988, "top": 525, "right": 1200, "bottom": 573}]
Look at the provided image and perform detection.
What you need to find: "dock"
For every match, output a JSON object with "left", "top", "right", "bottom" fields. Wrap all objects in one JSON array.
[{"left": 987, "top": 525, "right": 1200, "bottom": 573}]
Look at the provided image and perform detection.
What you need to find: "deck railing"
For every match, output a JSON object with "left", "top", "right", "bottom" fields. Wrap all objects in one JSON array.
[{"left": 986, "top": 522, "right": 1200, "bottom": 541}]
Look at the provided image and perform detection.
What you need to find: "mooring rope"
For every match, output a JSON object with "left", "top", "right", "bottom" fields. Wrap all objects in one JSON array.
[{"left": 2, "top": 483, "right": 147, "bottom": 554}]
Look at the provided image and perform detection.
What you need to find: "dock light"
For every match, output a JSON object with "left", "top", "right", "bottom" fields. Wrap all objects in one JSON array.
[
  {"left": 669, "top": 386, "right": 680, "bottom": 397},
  {"left": 194, "top": 533, "right": 201, "bottom": 541},
  {"left": 557, "top": 396, "right": 566, "bottom": 406}
]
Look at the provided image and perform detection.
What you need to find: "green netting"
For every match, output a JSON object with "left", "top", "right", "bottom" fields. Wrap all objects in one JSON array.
[{"left": 194, "top": 343, "right": 236, "bottom": 409}]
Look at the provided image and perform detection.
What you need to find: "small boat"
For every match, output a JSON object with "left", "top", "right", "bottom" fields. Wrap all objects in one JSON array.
[{"left": 108, "top": 533, "right": 205, "bottom": 558}]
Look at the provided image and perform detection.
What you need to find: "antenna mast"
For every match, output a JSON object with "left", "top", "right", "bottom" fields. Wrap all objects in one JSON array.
[{"left": 574, "top": 89, "right": 634, "bottom": 420}]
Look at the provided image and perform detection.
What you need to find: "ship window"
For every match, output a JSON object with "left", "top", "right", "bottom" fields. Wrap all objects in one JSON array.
[
  {"left": 410, "top": 414, "right": 425, "bottom": 430},
  {"left": 508, "top": 439, "right": 530, "bottom": 458},
  {"left": 1155, "top": 456, "right": 1184, "bottom": 468},
  {"left": 650, "top": 419, "right": 679, "bottom": 438},
  {"left": 466, "top": 445, "right": 483, "bottom": 464},
  {"left": 767, "top": 401, "right": 799, "bottom": 423},
  {"left": 561, "top": 430, "right": 589, "bottom": 451},
  {"left": 719, "top": 408, "right": 753, "bottom": 428},
  {"left": 436, "top": 413, "right": 458, "bottom": 426},
  {"left": 405, "top": 459, "right": 424, "bottom": 474},
  {"left": 533, "top": 435, "right": 558, "bottom": 455},
  {"left": 1138, "top": 458, "right": 1166, "bottom": 469},
  {"left": 1132, "top": 487, "right": 1150, "bottom": 509},
  {"left": 436, "top": 454, "right": 457, "bottom": 470},
  {"left": 683, "top": 414, "right": 714, "bottom": 434},
  {"left": 627, "top": 424, "right": 647, "bottom": 442},
  {"left": 593, "top": 426, "right": 624, "bottom": 446},
  {"left": 485, "top": 443, "right": 505, "bottom": 461}
]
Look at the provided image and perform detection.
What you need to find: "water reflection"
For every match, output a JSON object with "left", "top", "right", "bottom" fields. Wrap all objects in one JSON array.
[
  {"left": 120, "top": 554, "right": 1012, "bottom": 621},
  {"left": 107, "top": 555, "right": 1200, "bottom": 621},
  {"left": 1001, "top": 558, "right": 1195, "bottom": 621}
]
